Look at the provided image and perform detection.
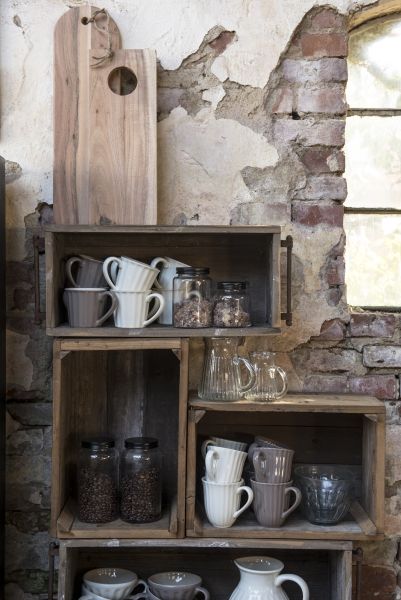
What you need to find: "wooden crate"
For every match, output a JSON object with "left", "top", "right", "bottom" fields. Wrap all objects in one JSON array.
[
  {"left": 51, "top": 338, "right": 188, "bottom": 539},
  {"left": 58, "top": 538, "right": 353, "bottom": 600},
  {"left": 186, "top": 394, "right": 385, "bottom": 541},
  {"left": 45, "top": 225, "right": 283, "bottom": 337}
]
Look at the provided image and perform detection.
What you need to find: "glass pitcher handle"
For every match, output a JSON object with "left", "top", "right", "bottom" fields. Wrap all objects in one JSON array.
[
  {"left": 275, "top": 574, "right": 309, "bottom": 599},
  {"left": 272, "top": 366, "right": 288, "bottom": 399},
  {"left": 237, "top": 357, "right": 256, "bottom": 393}
]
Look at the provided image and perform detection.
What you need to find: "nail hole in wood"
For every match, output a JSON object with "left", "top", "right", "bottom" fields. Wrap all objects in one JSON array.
[
  {"left": 108, "top": 67, "right": 138, "bottom": 96},
  {"left": 81, "top": 17, "right": 89, "bottom": 25}
]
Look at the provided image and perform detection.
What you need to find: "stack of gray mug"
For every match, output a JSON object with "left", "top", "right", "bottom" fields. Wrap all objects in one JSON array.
[{"left": 249, "top": 436, "right": 301, "bottom": 528}]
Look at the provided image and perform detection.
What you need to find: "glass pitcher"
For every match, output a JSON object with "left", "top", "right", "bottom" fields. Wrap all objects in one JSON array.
[
  {"left": 198, "top": 338, "right": 256, "bottom": 402},
  {"left": 245, "top": 351, "right": 288, "bottom": 401}
]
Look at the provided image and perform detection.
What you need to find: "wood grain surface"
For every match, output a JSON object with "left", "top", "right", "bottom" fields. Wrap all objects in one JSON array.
[
  {"left": 53, "top": 6, "right": 121, "bottom": 224},
  {"left": 88, "top": 49, "right": 157, "bottom": 225}
]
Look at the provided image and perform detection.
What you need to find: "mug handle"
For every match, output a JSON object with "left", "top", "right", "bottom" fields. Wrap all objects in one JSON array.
[
  {"left": 275, "top": 574, "right": 309, "bottom": 600},
  {"left": 144, "top": 292, "right": 165, "bottom": 326},
  {"left": 235, "top": 357, "right": 256, "bottom": 393},
  {"left": 253, "top": 449, "right": 268, "bottom": 482},
  {"left": 201, "top": 439, "right": 215, "bottom": 459},
  {"left": 127, "top": 579, "right": 149, "bottom": 599},
  {"left": 95, "top": 291, "right": 118, "bottom": 327},
  {"left": 65, "top": 256, "right": 82, "bottom": 287},
  {"left": 150, "top": 257, "right": 169, "bottom": 289},
  {"left": 233, "top": 485, "right": 254, "bottom": 519},
  {"left": 205, "top": 450, "right": 218, "bottom": 481},
  {"left": 103, "top": 256, "right": 121, "bottom": 289},
  {"left": 195, "top": 586, "right": 210, "bottom": 600},
  {"left": 282, "top": 486, "right": 302, "bottom": 521},
  {"left": 273, "top": 366, "right": 288, "bottom": 399}
]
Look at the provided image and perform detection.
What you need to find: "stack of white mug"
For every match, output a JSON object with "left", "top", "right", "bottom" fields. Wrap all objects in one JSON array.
[{"left": 201, "top": 436, "right": 254, "bottom": 528}]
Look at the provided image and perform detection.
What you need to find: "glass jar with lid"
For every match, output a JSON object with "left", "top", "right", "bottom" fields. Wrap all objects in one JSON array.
[
  {"left": 173, "top": 267, "right": 212, "bottom": 328},
  {"left": 213, "top": 281, "right": 251, "bottom": 327},
  {"left": 78, "top": 437, "right": 119, "bottom": 523},
  {"left": 120, "top": 437, "right": 162, "bottom": 523}
]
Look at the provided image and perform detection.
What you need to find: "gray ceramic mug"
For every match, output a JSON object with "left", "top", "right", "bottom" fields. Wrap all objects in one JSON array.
[
  {"left": 148, "top": 572, "right": 210, "bottom": 600},
  {"left": 66, "top": 255, "right": 107, "bottom": 288},
  {"left": 251, "top": 479, "right": 301, "bottom": 528},
  {"left": 63, "top": 288, "right": 118, "bottom": 328},
  {"left": 252, "top": 447, "right": 294, "bottom": 484}
]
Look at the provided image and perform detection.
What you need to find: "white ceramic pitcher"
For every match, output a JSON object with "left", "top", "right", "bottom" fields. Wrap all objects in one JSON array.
[{"left": 229, "top": 556, "right": 309, "bottom": 600}]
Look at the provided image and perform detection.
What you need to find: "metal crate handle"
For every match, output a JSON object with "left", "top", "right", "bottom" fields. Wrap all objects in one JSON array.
[{"left": 281, "top": 235, "right": 293, "bottom": 326}]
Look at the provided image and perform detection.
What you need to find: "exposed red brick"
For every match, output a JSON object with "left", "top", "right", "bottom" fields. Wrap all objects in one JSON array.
[
  {"left": 292, "top": 202, "right": 343, "bottom": 227},
  {"left": 296, "top": 86, "right": 346, "bottom": 115},
  {"left": 326, "top": 256, "right": 345, "bottom": 286},
  {"left": 363, "top": 345, "right": 401, "bottom": 368},
  {"left": 301, "top": 33, "right": 348, "bottom": 58},
  {"left": 271, "top": 87, "right": 293, "bottom": 113},
  {"left": 294, "top": 175, "right": 347, "bottom": 201},
  {"left": 327, "top": 286, "right": 344, "bottom": 306},
  {"left": 350, "top": 313, "right": 396, "bottom": 338},
  {"left": 349, "top": 375, "right": 398, "bottom": 400},
  {"left": 300, "top": 147, "right": 344, "bottom": 174},
  {"left": 209, "top": 30, "right": 236, "bottom": 54},
  {"left": 303, "top": 375, "right": 348, "bottom": 394},
  {"left": 312, "top": 318, "right": 346, "bottom": 341},
  {"left": 310, "top": 9, "right": 347, "bottom": 31},
  {"left": 282, "top": 58, "right": 347, "bottom": 83},
  {"left": 359, "top": 565, "right": 396, "bottom": 599},
  {"left": 273, "top": 119, "right": 345, "bottom": 146}
]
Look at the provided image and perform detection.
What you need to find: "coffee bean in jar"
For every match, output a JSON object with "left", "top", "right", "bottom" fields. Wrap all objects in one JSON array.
[
  {"left": 78, "top": 438, "right": 118, "bottom": 523},
  {"left": 213, "top": 281, "right": 251, "bottom": 327},
  {"left": 173, "top": 267, "right": 212, "bottom": 328},
  {"left": 120, "top": 437, "right": 162, "bottom": 523}
]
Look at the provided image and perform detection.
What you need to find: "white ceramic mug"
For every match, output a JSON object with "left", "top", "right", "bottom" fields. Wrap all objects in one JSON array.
[
  {"left": 81, "top": 584, "right": 147, "bottom": 600},
  {"left": 202, "top": 477, "right": 253, "bottom": 528},
  {"left": 83, "top": 568, "right": 148, "bottom": 600},
  {"left": 150, "top": 257, "right": 190, "bottom": 290},
  {"left": 201, "top": 437, "right": 248, "bottom": 458},
  {"left": 114, "top": 290, "right": 165, "bottom": 328},
  {"left": 205, "top": 446, "right": 247, "bottom": 483},
  {"left": 103, "top": 256, "right": 159, "bottom": 291},
  {"left": 157, "top": 289, "right": 173, "bottom": 326}
]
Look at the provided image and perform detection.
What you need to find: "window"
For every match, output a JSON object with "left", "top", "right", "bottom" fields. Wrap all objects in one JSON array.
[{"left": 345, "top": 14, "right": 401, "bottom": 308}]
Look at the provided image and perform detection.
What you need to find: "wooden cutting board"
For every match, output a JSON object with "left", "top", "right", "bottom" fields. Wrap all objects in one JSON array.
[{"left": 88, "top": 49, "right": 157, "bottom": 225}]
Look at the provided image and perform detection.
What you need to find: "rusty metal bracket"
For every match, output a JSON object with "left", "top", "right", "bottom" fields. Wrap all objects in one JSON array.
[
  {"left": 353, "top": 546, "right": 363, "bottom": 600},
  {"left": 280, "top": 235, "right": 293, "bottom": 326},
  {"left": 33, "top": 235, "right": 45, "bottom": 324},
  {"left": 48, "top": 541, "right": 59, "bottom": 600}
]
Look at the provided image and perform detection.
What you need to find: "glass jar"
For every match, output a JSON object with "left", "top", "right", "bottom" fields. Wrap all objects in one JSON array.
[
  {"left": 213, "top": 281, "right": 251, "bottom": 327},
  {"left": 78, "top": 438, "right": 118, "bottom": 523},
  {"left": 173, "top": 267, "right": 212, "bottom": 328},
  {"left": 120, "top": 437, "right": 162, "bottom": 523}
]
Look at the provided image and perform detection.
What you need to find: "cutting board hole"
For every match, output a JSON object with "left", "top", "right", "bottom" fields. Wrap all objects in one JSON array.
[{"left": 108, "top": 67, "right": 138, "bottom": 96}]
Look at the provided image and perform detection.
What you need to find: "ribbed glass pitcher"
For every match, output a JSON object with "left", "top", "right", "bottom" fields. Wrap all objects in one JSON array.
[
  {"left": 198, "top": 338, "right": 255, "bottom": 402},
  {"left": 245, "top": 352, "right": 288, "bottom": 401}
]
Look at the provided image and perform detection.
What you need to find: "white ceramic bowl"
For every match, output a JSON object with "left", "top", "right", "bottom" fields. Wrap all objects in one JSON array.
[{"left": 83, "top": 568, "right": 138, "bottom": 600}]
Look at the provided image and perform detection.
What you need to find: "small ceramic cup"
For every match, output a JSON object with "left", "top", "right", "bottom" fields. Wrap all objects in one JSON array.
[
  {"left": 103, "top": 256, "right": 159, "bottom": 291},
  {"left": 83, "top": 568, "right": 147, "bottom": 600},
  {"left": 251, "top": 479, "right": 302, "bottom": 528},
  {"left": 201, "top": 436, "right": 247, "bottom": 458},
  {"left": 202, "top": 477, "right": 253, "bottom": 528},
  {"left": 63, "top": 288, "right": 118, "bottom": 328},
  {"left": 148, "top": 571, "right": 210, "bottom": 600},
  {"left": 113, "top": 290, "right": 165, "bottom": 328},
  {"left": 205, "top": 446, "right": 247, "bottom": 484},
  {"left": 65, "top": 255, "right": 107, "bottom": 288},
  {"left": 252, "top": 447, "right": 294, "bottom": 484}
]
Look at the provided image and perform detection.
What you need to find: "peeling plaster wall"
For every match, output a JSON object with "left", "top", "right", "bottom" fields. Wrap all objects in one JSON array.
[{"left": 1, "top": 1, "right": 401, "bottom": 598}]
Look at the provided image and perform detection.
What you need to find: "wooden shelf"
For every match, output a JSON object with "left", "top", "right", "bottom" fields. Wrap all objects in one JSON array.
[
  {"left": 187, "top": 501, "right": 381, "bottom": 541},
  {"left": 57, "top": 500, "right": 178, "bottom": 539},
  {"left": 48, "top": 324, "right": 281, "bottom": 338},
  {"left": 189, "top": 393, "right": 385, "bottom": 414}
]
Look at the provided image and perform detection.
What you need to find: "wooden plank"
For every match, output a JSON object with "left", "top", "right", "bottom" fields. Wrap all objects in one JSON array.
[
  {"left": 46, "top": 225, "right": 282, "bottom": 234},
  {"left": 191, "top": 510, "right": 381, "bottom": 541},
  {"left": 331, "top": 549, "right": 352, "bottom": 600},
  {"left": 58, "top": 504, "right": 174, "bottom": 539},
  {"left": 270, "top": 231, "right": 281, "bottom": 328},
  {"left": 59, "top": 338, "right": 183, "bottom": 351},
  {"left": 88, "top": 49, "right": 157, "bottom": 225},
  {"left": 54, "top": 6, "right": 121, "bottom": 224},
  {"left": 349, "top": 501, "right": 377, "bottom": 536},
  {"left": 186, "top": 409, "right": 198, "bottom": 531},
  {"left": 47, "top": 325, "right": 282, "bottom": 337},
  {"left": 50, "top": 340, "right": 64, "bottom": 537},
  {"left": 177, "top": 339, "right": 189, "bottom": 538},
  {"left": 190, "top": 393, "right": 385, "bottom": 414},
  {"left": 361, "top": 414, "right": 385, "bottom": 531}
]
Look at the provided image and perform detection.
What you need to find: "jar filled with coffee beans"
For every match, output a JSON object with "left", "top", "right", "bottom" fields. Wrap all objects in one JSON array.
[
  {"left": 120, "top": 437, "right": 162, "bottom": 523},
  {"left": 213, "top": 281, "right": 251, "bottom": 327},
  {"left": 173, "top": 267, "right": 212, "bottom": 328},
  {"left": 78, "top": 438, "right": 118, "bottom": 523}
]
